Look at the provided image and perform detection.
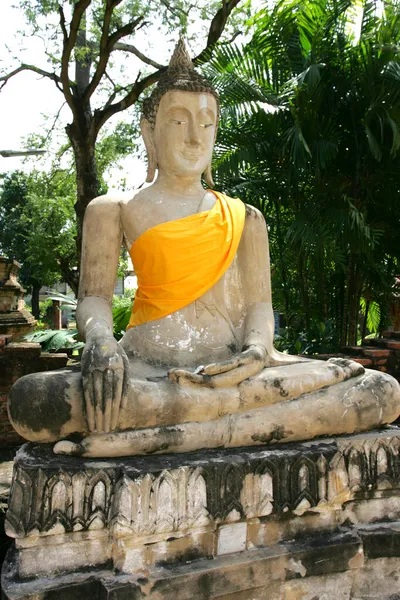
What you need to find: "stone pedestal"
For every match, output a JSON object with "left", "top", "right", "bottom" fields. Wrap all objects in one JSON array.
[
  {"left": 3, "top": 429, "right": 400, "bottom": 599},
  {"left": 0, "top": 258, "right": 36, "bottom": 340}
]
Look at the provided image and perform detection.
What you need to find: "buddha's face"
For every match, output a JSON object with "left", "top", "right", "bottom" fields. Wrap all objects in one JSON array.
[{"left": 152, "top": 90, "right": 217, "bottom": 179}]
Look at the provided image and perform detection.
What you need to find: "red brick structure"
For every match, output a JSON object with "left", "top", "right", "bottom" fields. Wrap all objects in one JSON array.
[{"left": 0, "top": 335, "right": 68, "bottom": 446}]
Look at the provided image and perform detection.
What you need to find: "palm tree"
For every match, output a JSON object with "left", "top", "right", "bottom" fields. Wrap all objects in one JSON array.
[{"left": 206, "top": 0, "right": 400, "bottom": 347}]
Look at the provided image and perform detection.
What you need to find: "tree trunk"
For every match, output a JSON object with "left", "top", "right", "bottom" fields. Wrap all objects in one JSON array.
[
  {"left": 31, "top": 282, "right": 41, "bottom": 319},
  {"left": 340, "top": 254, "right": 352, "bottom": 347},
  {"left": 298, "top": 250, "right": 310, "bottom": 330},
  {"left": 67, "top": 13, "right": 99, "bottom": 281},
  {"left": 347, "top": 259, "right": 361, "bottom": 347},
  {"left": 67, "top": 120, "right": 101, "bottom": 271},
  {"left": 274, "top": 198, "right": 290, "bottom": 316},
  {"left": 320, "top": 251, "right": 328, "bottom": 321}
]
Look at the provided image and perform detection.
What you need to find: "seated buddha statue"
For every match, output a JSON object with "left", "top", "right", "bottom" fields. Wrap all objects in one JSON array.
[{"left": 8, "top": 40, "right": 400, "bottom": 457}]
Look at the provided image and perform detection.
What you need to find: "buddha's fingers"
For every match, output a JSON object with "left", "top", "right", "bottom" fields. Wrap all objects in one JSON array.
[
  {"left": 168, "top": 369, "right": 205, "bottom": 385},
  {"left": 203, "top": 357, "right": 242, "bottom": 376},
  {"left": 120, "top": 351, "right": 130, "bottom": 409},
  {"left": 83, "top": 376, "right": 96, "bottom": 432},
  {"left": 93, "top": 370, "right": 104, "bottom": 432},
  {"left": 210, "top": 360, "right": 264, "bottom": 388},
  {"left": 205, "top": 346, "right": 267, "bottom": 376},
  {"left": 103, "top": 369, "right": 113, "bottom": 433},
  {"left": 111, "top": 369, "right": 124, "bottom": 431},
  {"left": 204, "top": 347, "right": 265, "bottom": 376}
]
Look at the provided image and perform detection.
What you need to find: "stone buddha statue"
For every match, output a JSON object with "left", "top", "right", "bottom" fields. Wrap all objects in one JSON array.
[{"left": 8, "top": 40, "right": 400, "bottom": 457}]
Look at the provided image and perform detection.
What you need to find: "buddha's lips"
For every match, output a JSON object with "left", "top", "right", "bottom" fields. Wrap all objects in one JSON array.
[{"left": 183, "top": 151, "right": 202, "bottom": 160}]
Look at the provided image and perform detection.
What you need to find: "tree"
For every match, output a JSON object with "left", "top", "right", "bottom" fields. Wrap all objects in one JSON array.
[
  {"left": 1, "top": 0, "right": 244, "bottom": 259},
  {"left": 0, "top": 170, "right": 77, "bottom": 317},
  {"left": 208, "top": 0, "right": 400, "bottom": 347}
]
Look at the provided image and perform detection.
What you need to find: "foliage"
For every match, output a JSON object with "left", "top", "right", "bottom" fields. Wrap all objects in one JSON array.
[
  {"left": 23, "top": 329, "right": 84, "bottom": 353},
  {"left": 1, "top": 0, "right": 247, "bottom": 259},
  {"left": 208, "top": 0, "right": 400, "bottom": 351},
  {"left": 0, "top": 170, "right": 78, "bottom": 313},
  {"left": 275, "top": 320, "right": 339, "bottom": 355},
  {"left": 112, "top": 288, "right": 135, "bottom": 339}
]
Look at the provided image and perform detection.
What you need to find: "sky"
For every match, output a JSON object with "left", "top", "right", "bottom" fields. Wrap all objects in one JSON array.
[
  {"left": 0, "top": 2, "right": 262, "bottom": 192},
  {"left": 0, "top": 2, "right": 177, "bottom": 189}
]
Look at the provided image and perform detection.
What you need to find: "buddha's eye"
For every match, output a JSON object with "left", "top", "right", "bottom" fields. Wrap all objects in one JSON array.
[
  {"left": 200, "top": 123, "right": 214, "bottom": 129},
  {"left": 172, "top": 119, "right": 186, "bottom": 125}
]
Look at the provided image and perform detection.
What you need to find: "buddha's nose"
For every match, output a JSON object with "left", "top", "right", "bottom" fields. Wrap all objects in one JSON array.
[{"left": 186, "top": 121, "right": 201, "bottom": 146}]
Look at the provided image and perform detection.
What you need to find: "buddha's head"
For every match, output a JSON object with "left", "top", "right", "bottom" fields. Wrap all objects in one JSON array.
[{"left": 141, "top": 38, "right": 219, "bottom": 187}]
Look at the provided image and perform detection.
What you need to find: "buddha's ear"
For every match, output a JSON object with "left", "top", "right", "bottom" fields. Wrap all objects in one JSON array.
[
  {"left": 140, "top": 118, "right": 157, "bottom": 183},
  {"left": 203, "top": 163, "right": 215, "bottom": 188}
]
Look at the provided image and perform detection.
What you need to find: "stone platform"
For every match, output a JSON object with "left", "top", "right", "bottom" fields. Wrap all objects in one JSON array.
[{"left": 3, "top": 428, "right": 400, "bottom": 599}]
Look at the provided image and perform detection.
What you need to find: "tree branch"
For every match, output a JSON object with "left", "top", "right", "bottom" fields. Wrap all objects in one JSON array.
[
  {"left": 107, "top": 16, "right": 144, "bottom": 47},
  {"left": 59, "top": 0, "right": 91, "bottom": 113},
  {"left": 44, "top": 101, "right": 67, "bottom": 143},
  {"left": 93, "top": 0, "right": 243, "bottom": 133},
  {"left": 81, "top": 0, "right": 114, "bottom": 103},
  {"left": 194, "top": 0, "right": 242, "bottom": 64},
  {"left": 0, "top": 64, "right": 65, "bottom": 92},
  {"left": 83, "top": 11, "right": 144, "bottom": 104},
  {"left": 113, "top": 42, "right": 165, "bottom": 69},
  {"left": 220, "top": 30, "right": 242, "bottom": 44},
  {"left": 159, "top": 0, "right": 192, "bottom": 18}
]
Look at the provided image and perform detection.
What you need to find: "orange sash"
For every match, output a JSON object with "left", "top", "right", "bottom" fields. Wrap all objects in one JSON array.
[{"left": 127, "top": 191, "right": 245, "bottom": 328}]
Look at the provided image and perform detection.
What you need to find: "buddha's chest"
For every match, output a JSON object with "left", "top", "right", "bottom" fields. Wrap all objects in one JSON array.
[
  {"left": 120, "top": 195, "right": 216, "bottom": 248},
  {"left": 121, "top": 257, "right": 246, "bottom": 367}
]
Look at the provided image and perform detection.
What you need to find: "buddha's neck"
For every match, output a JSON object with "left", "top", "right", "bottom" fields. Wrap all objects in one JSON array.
[{"left": 154, "top": 170, "right": 205, "bottom": 199}]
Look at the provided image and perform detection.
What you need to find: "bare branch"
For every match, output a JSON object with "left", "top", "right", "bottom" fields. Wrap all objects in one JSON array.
[
  {"left": 93, "top": 69, "right": 164, "bottom": 134},
  {"left": 44, "top": 101, "right": 67, "bottom": 143},
  {"left": 59, "top": 0, "right": 91, "bottom": 112},
  {"left": 81, "top": 0, "right": 115, "bottom": 103},
  {"left": 93, "top": 0, "right": 243, "bottom": 133},
  {"left": 220, "top": 30, "right": 242, "bottom": 45},
  {"left": 113, "top": 42, "right": 165, "bottom": 69},
  {"left": 194, "top": 0, "right": 242, "bottom": 64},
  {"left": 104, "top": 70, "right": 117, "bottom": 88},
  {"left": 58, "top": 3, "right": 68, "bottom": 44},
  {"left": 0, "top": 64, "right": 65, "bottom": 92},
  {"left": 159, "top": 0, "right": 191, "bottom": 18},
  {"left": 83, "top": 11, "right": 144, "bottom": 104},
  {"left": 107, "top": 16, "right": 144, "bottom": 47}
]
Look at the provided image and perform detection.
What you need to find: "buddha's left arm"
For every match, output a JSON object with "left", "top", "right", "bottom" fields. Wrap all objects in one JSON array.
[
  {"left": 237, "top": 205, "right": 275, "bottom": 357},
  {"left": 238, "top": 205, "right": 307, "bottom": 366}
]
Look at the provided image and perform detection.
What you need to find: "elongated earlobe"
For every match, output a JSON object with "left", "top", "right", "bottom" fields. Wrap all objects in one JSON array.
[
  {"left": 140, "top": 118, "right": 157, "bottom": 183},
  {"left": 204, "top": 163, "right": 215, "bottom": 188}
]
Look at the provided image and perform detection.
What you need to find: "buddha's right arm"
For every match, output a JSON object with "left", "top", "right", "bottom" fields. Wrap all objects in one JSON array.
[
  {"left": 77, "top": 195, "right": 122, "bottom": 339},
  {"left": 76, "top": 196, "right": 129, "bottom": 433}
]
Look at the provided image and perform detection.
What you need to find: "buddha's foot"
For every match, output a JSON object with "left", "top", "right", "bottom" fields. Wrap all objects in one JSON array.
[
  {"left": 53, "top": 440, "right": 82, "bottom": 455},
  {"left": 53, "top": 369, "right": 400, "bottom": 458}
]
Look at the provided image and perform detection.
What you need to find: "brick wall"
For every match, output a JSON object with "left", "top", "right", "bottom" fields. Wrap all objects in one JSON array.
[{"left": 0, "top": 335, "right": 68, "bottom": 446}]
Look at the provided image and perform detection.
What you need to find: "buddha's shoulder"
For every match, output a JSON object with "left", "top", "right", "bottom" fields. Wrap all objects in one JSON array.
[
  {"left": 119, "top": 187, "right": 156, "bottom": 212},
  {"left": 243, "top": 204, "right": 266, "bottom": 231},
  {"left": 88, "top": 190, "right": 141, "bottom": 208}
]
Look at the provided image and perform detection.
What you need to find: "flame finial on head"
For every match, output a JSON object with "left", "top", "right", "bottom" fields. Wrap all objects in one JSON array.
[{"left": 168, "top": 37, "right": 194, "bottom": 72}]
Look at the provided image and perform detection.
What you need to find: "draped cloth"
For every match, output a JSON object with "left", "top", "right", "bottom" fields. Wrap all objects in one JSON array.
[{"left": 127, "top": 191, "right": 246, "bottom": 328}]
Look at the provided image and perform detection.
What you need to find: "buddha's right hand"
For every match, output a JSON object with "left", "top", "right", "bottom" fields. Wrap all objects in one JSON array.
[{"left": 81, "top": 327, "right": 129, "bottom": 433}]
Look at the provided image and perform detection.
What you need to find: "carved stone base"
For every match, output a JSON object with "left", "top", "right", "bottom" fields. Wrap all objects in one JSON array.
[{"left": 3, "top": 428, "right": 400, "bottom": 599}]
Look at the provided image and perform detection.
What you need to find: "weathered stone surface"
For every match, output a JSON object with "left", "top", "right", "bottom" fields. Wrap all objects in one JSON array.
[
  {"left": 0, "top": 258, "right": 36, "bottom": 341},
  {"left": 3, "top": 528, "right": 400, "bottom": 599},
  {"left": 3, "top": 428, "right": 400, "bottom": 598}
]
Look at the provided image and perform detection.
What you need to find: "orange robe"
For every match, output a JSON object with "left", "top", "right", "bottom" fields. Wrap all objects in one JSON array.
[{"left": 127, "top": 191, "right": 245, "bottom": 328}]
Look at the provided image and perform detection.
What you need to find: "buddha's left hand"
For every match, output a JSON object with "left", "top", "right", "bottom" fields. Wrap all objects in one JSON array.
[{"left": 168, "top": 344, "right": 266, "bottom": 387}]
